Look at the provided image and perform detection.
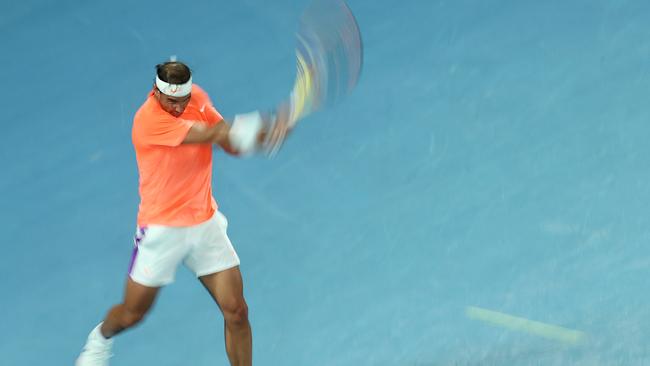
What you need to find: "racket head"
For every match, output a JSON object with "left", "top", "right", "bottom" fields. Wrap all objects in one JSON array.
[{"left": 287, "top": 0, "right": 363, "bottom": 126}]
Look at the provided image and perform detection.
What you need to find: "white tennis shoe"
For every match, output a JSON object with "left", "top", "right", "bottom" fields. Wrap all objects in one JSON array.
[{"left": 75, "top": 323, "right": 113, "bottom": 366}]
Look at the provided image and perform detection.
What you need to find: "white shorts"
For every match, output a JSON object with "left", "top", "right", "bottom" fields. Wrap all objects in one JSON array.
[{"left": 128, "top": 211, "right": 240, "bottom": 287}]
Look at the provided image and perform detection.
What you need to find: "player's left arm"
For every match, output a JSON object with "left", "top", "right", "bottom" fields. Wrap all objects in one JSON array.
[
  {"left": 183, "top": 115, "right": 278, "bottom": 156},
  {"left": 213, "top": 119, "right": 240, "bottom": 155},
  {"left": 199, "top": 89, "right": 291, "bottom": 156},
  {"left": 195, "top": 93, "right": 241, "bottom": 155}
]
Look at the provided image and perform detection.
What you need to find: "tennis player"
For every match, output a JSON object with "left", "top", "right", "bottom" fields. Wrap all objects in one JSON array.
[{"left": 75, "top": 60, "right": 288, "bottom": 366}]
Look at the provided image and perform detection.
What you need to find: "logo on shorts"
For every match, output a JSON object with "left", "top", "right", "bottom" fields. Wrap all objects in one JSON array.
[{"left": 134, "top": 227, "right": 147, "bottom": 247}]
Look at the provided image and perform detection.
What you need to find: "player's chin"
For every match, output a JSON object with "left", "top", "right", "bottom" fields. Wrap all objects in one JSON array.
[{"left": 167, "top": 109, "right": 183, "bottom": 117}]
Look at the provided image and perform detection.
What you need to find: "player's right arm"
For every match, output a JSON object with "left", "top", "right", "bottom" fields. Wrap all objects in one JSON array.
[
  {"left": 182, "top": 120, "right": 240, "bottom": 155},
  {"left": 182, "top": 112, "right": 291, "bottom": 156},
  {"left": 182, "top": 121, "right": 229, "bottom": 145}
]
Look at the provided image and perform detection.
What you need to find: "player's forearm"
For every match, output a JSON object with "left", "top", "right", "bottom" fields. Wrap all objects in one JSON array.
[
  {"left": 183, "top": 116, "right": 255, "bottom": 155},
  {"left": 183, "top": 121, "right": 228, "bottom": 145},
  {"left": 184, "top": 112, "right": 287, "bottom": 157},
  {"left": 214, "top": 120, "right": 240, "bottom": 155},
  {"left": 210, "top": 122, "right": 230, "bottom": 146}
]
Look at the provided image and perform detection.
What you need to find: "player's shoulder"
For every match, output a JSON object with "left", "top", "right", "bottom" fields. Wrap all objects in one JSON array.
[
  {"left": 134, "top": 93, "right": 173, "bottom": 126},
  {"left": 135, "top": 92, "right": 156, "bottom": 115},
  {"left": 191, "top": 84, "right": 211, "bottom": 103}
]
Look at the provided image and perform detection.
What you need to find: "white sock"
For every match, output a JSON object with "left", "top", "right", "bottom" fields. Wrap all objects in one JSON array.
[{"left": 91, "top": 322, "right": 112, "bottom": 343}]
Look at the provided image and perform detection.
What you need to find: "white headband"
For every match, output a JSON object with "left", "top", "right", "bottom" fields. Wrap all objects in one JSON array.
[{"left": 155, "top": 75, "right": 192, "bottom": 97}]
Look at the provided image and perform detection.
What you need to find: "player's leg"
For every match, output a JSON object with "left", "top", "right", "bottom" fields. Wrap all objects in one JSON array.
[
  {"left": 103, "top": 224, "right": 182, "bottom": 336},
  {"left": 101, "top": 277, "right": 160, "bottom": 337},
  {"left": 77, "top": 225, "right": 186, "bottom": 366},
  {"left": 183, "top": 210, "right": 249, "bottom": 365},
  {"left": 76, "top": 278, "right": 160, "bottom": 366},
  {"left": 200, "top": 267, "right": 252, "bottom": 366}
]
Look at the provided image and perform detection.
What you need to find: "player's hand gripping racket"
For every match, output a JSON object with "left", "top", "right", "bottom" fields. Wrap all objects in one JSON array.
[{"left": 262, "top": 0, "right": 364, "bottom": 156}]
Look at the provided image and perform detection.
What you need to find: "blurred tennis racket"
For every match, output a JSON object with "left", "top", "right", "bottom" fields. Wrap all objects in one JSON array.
[{"left": 265, "top": 0, "right": 363, "bottom": 155}]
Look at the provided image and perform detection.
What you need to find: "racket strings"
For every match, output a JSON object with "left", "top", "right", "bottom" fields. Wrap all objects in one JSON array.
[{"left": 287, "top": 0, "right": 363, "bottom": 127}]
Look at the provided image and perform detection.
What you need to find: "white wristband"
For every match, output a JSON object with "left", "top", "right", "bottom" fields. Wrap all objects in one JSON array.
[{"left": 230, "top": 111, "right": 263, "bottom": 154}]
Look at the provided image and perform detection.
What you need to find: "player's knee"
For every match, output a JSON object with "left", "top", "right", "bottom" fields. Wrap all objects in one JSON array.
[{"left": 222, "top": 299, "right": 249, "bottom": 326}]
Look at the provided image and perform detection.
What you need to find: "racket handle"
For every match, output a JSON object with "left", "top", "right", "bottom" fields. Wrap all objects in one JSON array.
[{"left": 260, "top": 104, "right": 292, "bottom": 157}]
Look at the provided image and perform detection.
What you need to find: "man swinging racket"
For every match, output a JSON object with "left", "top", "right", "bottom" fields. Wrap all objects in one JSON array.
[{"left": 75, "top": 60, "right": 290, "bottom": 366}]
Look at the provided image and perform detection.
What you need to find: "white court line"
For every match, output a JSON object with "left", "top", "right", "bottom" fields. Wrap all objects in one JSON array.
[{"left": 466, "top": 306, "right": 586, "bottom": 345}]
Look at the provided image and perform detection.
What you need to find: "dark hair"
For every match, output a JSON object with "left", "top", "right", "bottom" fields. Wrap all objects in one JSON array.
[{"left": 155, "top": 61, "right": 192, "bottom": 84}]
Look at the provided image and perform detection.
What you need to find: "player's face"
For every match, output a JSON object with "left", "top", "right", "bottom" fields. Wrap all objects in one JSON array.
[{"left": 155, "top": 89, "right": 191, "bottom": 117}]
